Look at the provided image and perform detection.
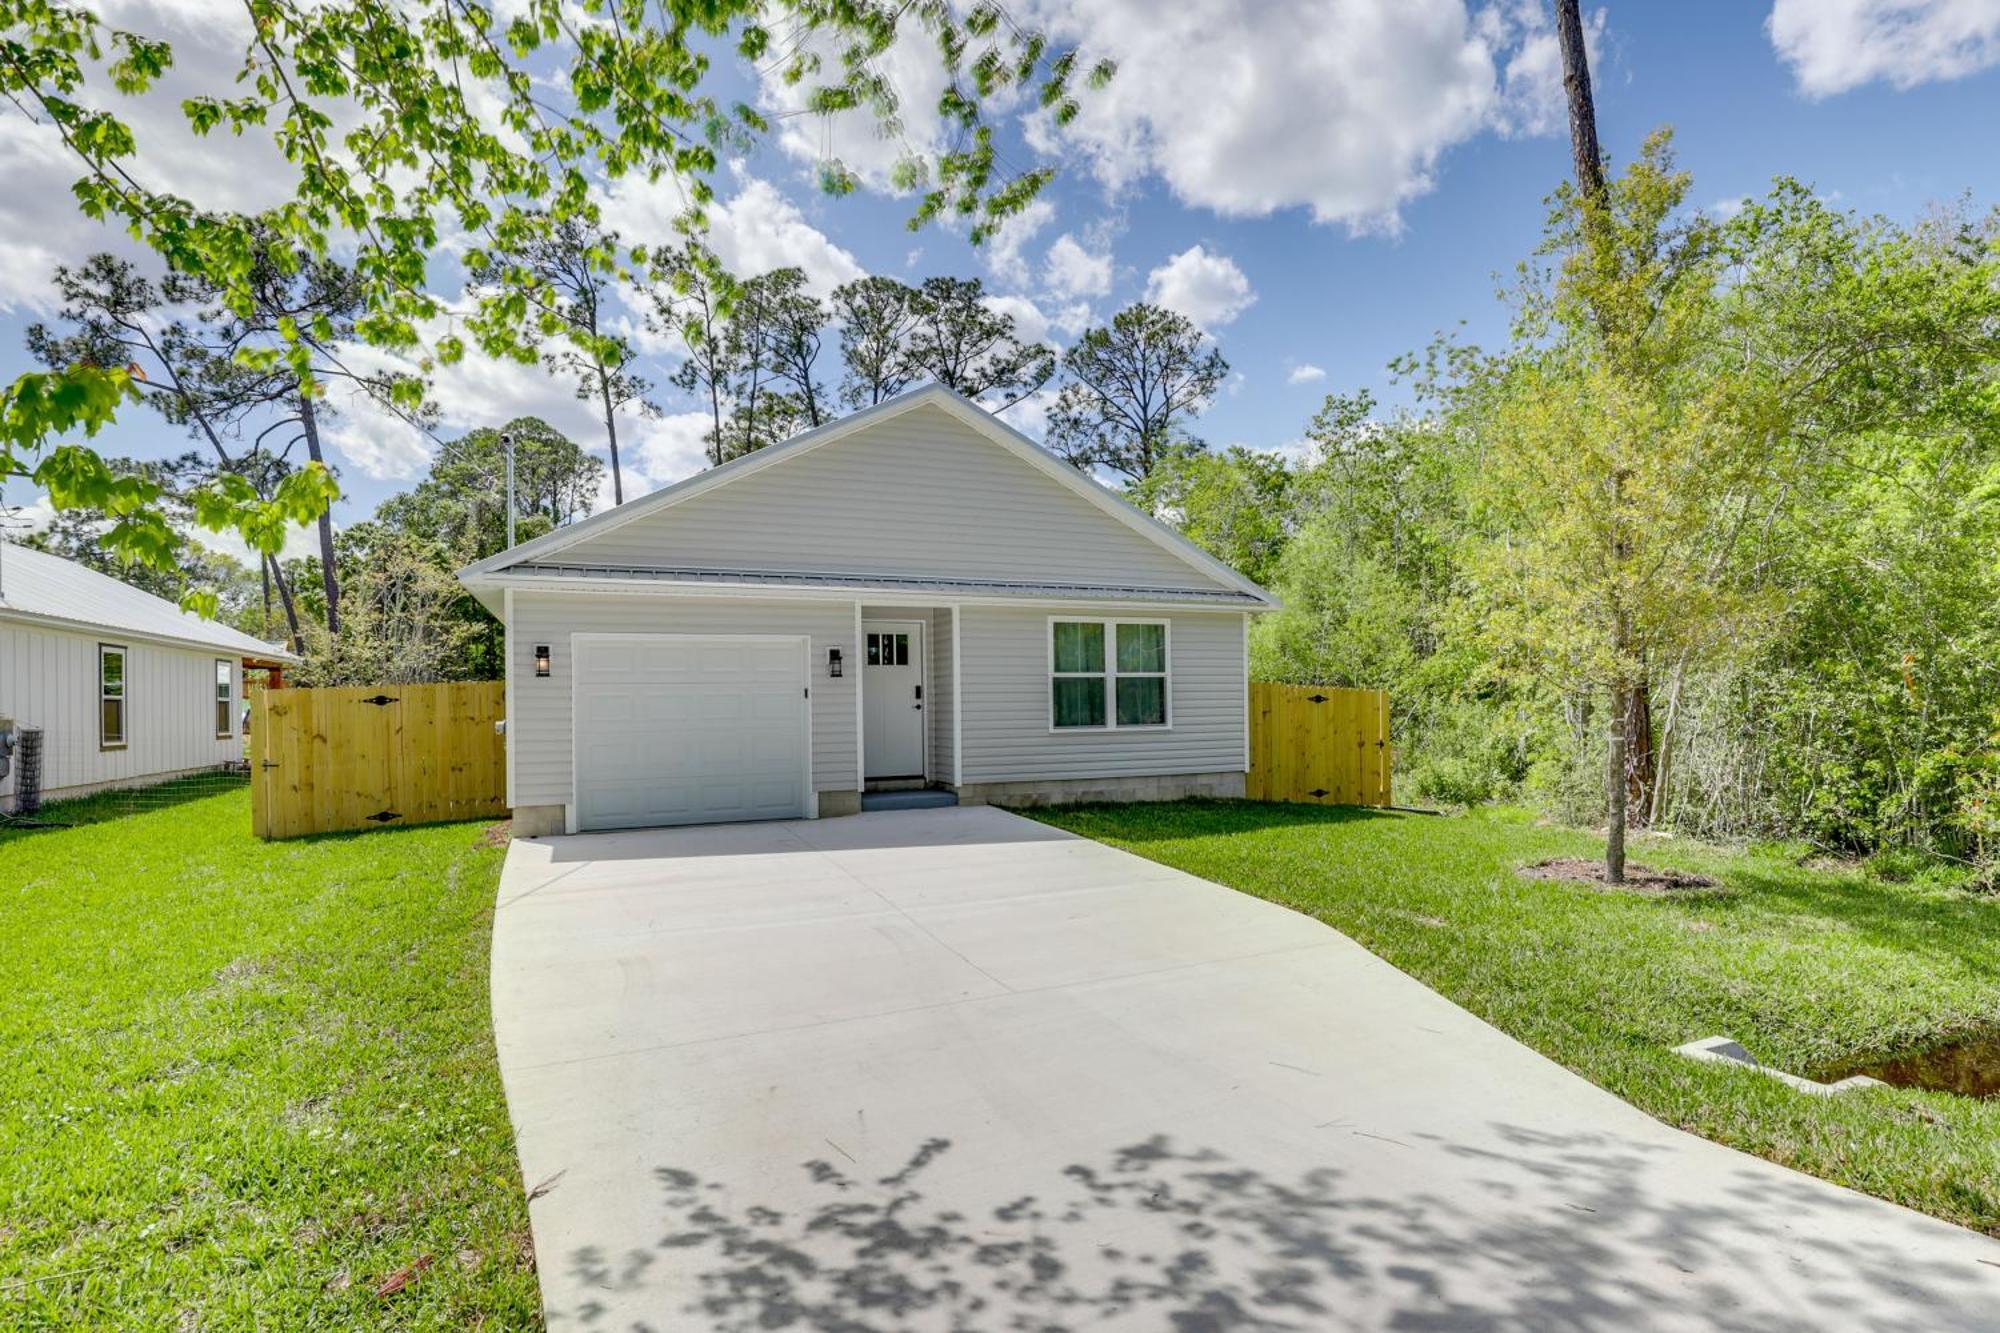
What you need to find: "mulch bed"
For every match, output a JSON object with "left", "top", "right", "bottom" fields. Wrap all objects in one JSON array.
[{"left": 1518, "top": 857, "right": 1716, "bottom": 894}]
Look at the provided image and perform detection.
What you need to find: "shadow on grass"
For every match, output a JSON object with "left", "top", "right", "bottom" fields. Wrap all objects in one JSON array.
[
  {"left": 1698, "top": 862, "right": 2000, "bottom": 985},
  {"left": 551, "top": 1127, "right": 1995, "bottom": 1332},
  {"left": 0, "top": 770, "right": 248, "bottom": 843}
]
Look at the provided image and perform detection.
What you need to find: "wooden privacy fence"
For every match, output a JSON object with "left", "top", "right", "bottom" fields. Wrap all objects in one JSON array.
[
  {"left": 250, "top": 683, "right": 506, "bottom": 839},
  {"left": 1246, "top": 683, "right": 1392, "bottom": 807}
]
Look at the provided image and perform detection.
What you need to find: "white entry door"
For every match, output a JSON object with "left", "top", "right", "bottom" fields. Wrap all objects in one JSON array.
[
  {"left": 573, "top": 635, "right": 810, "bottom": 831},
  {"left": 862, "top": 620, "right": 925, "bottom": 780}
]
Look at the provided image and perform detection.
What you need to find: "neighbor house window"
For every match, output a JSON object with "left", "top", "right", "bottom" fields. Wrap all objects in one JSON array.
[
  {"left": 215, "top": 660, "right": 233, "bottom": 738},
  {"left": 1050, "top": 620, "right": 1169, "bottom": 729},
  {"left": 100, "top": 644, "right": 127, "bottom": 749}
]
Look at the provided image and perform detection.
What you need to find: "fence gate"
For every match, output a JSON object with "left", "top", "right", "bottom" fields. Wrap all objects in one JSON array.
[
  {"left": 1246, "top": 683, "right": 1391, "bottom": 807},
  {"left": 250, "top": 683, "right": 506, "bottom": 839}
]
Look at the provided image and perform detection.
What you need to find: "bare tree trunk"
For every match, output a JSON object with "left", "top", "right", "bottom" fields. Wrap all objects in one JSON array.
[
  {"left": 297, "top": 393, "right": 341, "bottom": 637},
  {"left": 1555, "top": 0, "right": 1604, "bottom": 198},
  {"left": 266, "top": 553, "right": 303, "bottom": 653},
  {"left": 599, "top": 372, "right": 625, "bottom": 505}
]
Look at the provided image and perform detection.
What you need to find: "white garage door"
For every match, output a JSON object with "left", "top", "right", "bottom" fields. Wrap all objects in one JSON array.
[{"left": 573, "top": 635, "right": 810, "bottom": 831}]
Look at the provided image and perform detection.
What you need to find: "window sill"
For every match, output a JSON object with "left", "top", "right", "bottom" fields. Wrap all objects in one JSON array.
[{"left": 1048, "top": 724, "right": 1174, "bottom": 734}]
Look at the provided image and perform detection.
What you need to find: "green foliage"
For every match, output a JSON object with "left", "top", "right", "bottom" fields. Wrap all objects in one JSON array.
[
  {"left": 1, "top": 0, "right": 1103, "bottom": 581},
  {"left": 1047, "top": 303, "right": 1227, "bottom": 481}
]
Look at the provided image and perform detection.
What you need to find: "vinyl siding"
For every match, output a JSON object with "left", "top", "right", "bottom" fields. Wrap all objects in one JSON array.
[
  {"left": 958, "top": 606, "right": 1248, "bottom": 784},
  {"left": 0, "top": 619, "right": 241, "bottom": 804},
  {"left": 550, "top": 404, "right": 1234, "bottom": 593},
  {"left": 929, "top": 607, "right": 955, "bottom": 781},
  {"left": 508, "top": 591, "right": 856, "bottom": 807}
]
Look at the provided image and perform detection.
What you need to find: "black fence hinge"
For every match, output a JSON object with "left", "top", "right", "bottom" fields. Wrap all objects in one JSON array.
[
  {"left": 365, "top": 809, "right": 402, "bottom": 823},
  {"left": 360, "top": 694, "right": 399, "bottom": 707},
  {"left": 1307, "top": 693, "right": 1328, "bottom": 704},
  {"left": 1308, "top": 788, "right": 1329, "bottom": 798}
]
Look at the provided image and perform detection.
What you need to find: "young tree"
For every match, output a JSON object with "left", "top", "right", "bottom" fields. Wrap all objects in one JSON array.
[
  {"left": 1046, "top": 303, "right": 1228, "bottom": 481},
  {"left": 831, "top": 276, "right": 925, "bottom": 409},
  {"left": 905, "top": 278, "right": 1055, "bottom": 409},
  {"left": 1470, "top": 133, "right": 1745, "bottom": 884},
  {"left": 473, "top": 216, "right": 654, "bottom": 505}
]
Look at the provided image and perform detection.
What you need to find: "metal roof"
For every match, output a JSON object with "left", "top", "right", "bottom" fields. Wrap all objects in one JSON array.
[
  {"left": 506, "top": 561, "right": 1269, "bottom": 606},
  {"left": 0, "top": 541, "right": 299, "bottom": 660}
]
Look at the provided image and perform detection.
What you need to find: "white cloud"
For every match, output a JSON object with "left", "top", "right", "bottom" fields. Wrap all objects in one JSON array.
[
  {"left": 985, "top": 199, "right": 1056, "bottom": 286},
  {"left": 325, "top": 394, "right": 435, "bottom": 482},
  {"left": 603, "top": 173, "right": 865, "bottom": 296},
  {"left": 1770, "top": 0, "right": 2000, "bottom": 95},
  {"left": 982, "top": 292, "right": 1055, "bottom": 348},
  {"left": 1016, "top": 0, "right": 1588, "bottom": 232},
  {"left": 1287, "top": 363, "right": 1327, "bottom": 385},
  {"left": 1144, "top": 245, "right": 1255, "bottom": 328},
  {"left": 1043, "top": 233, "right": 1113, "bottom": 299},
  {"left": 0, "top": 0, "right": 301, "bottom": 310},
  {"left": 631, "top": 410, "right": 719, "bottom": 491}
]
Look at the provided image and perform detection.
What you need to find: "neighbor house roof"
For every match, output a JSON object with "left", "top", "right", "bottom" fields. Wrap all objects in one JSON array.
[
  {"left": 458, "top": 383, "right": 1278, "bottom": 610},
  {"left": 0, "top": 541, "right": 299, "bottom": 661}
]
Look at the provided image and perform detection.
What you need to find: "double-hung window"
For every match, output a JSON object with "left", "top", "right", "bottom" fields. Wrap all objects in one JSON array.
[
  {"left": 215, "top": 660, "right": 234, "bottom": 738},
  {"left": 100, "top": 644, "right": 127, "bottom": 749},
  {"left": 1049, "top": 619, "right": 1169, "bottom": 730}
]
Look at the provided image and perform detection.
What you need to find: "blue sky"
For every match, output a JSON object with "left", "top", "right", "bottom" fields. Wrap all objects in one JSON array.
[{"left": 2, "top": 0, "right": 1997, "bottom": 562}]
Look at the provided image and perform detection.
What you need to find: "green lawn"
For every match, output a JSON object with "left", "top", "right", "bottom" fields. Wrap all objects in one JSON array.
[
  {"left": 0, "top": 783, "right": 538, "bottom": 1329},
  {"left": 1024, "top": 800, "right": 2000, "bottom": 1236}
]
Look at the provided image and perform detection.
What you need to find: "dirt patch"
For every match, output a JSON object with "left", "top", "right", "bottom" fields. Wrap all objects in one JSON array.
[
  {"left": 1518, "top": 857, "right": 1716, "bottom": 894},
  {"left": 476, "top": 820, "right": 512, "bottom": 849}
]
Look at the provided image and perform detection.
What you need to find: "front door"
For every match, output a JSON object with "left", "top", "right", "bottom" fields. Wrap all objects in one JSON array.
[{"left": 862, "top": 620, "right": 925, "bottom": 780}]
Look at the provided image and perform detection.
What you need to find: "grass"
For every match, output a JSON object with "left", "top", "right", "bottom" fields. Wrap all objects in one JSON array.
[
  {"left": 0, "top": 781, "right": 538, "bottom": 1329},
  {"left": 1023, "top": 799, "right": 2000, "bottom": 1236}
]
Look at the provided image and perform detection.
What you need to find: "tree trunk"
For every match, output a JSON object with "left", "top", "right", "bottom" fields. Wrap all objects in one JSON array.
[
  {"left": 297, "top": 393, "right": 342, "bottom": 637},
  {"left": 1607, "top": 683, "right": 1628, "bottom": 884},
  {"left": 1555, "top": 0, "right": 1604, "bottom": 198},
  {"left": 600, "top": 373, "right": 625, "bottom": 505},
  {"left": 266, "top": 553, "right": 304, "bottom": 653},
  {"left": 1624, "top": 675, "right": 1656, "bottom": 825}
]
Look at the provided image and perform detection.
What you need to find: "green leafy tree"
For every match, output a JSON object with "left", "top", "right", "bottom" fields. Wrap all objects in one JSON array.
[
  {"left": 905, "top": 277, "right": 1054, "bottom": 409},
  {"left": 375, "top": 417, "right": 604, "bottom": 560},
  {"left": 1047, "top": 304, "right": 1228, "bottom": 482},
  {"left": 832, "top": 276, "right": 925, "bottom": 409},
  {"left": 0, "top": 0, "right": 1110, "bottom": 581},
  {"left": 25, "top": 253, "right": 309, "bottom": 642},
  {"left": 471, "top": 215, "right": 653, "bottom": 506}
]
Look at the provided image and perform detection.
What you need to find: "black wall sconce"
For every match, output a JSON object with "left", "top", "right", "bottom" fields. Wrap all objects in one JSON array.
[
  {"left": 828, "top": 647, "right": 844, "bottom": 678},
  {"left": 534, "top": 643, "right": 552, "bottom": 677}
]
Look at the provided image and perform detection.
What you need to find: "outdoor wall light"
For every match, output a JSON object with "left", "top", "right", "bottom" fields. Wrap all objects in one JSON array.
[
  {"left": 534, "top": 644, "right": 552, "bottom": 677},
  {"left": 828, "top": 647, "right": 844, "bottom": 678}
]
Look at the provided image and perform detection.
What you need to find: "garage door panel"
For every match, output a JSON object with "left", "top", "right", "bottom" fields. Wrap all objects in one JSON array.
[{"left": 574, "top": 636, "right": 810, "bottom": 831}]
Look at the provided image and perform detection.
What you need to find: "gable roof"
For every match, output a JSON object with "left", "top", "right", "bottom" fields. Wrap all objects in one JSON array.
[
  {"left": 0, "top": 541, "right": 298, "bottom": 661},
  {"left": 458, "top": 384, "right": 1276, "bottom": 607}
]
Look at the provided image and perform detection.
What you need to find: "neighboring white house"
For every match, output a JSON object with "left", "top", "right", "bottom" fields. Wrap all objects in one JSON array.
[
  {"left": 0, "top": 542, "right": 298, "bottom": 810},
  {"left": 458, "top": 384, "right": 1280, "bottom": 835}
]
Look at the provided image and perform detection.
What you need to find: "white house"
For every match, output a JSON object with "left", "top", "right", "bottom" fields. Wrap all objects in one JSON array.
[
  {"left": 458, "top": 384, "right": 1279, "bottom": 835},
  {"left": 0, "top": 542, "right": 298, "bottom": 810}
]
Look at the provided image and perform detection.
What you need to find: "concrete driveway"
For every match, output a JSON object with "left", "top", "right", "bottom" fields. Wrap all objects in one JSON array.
[{"left": 491, "top": 806, "right": 2000, "bottom": 1331}]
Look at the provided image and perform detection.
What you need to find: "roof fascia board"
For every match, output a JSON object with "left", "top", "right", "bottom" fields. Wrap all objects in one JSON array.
[
  {"left": 0, "top": 606, "right": 301, "bottom": 660},
  {"left": 474, "top": 572, "right": 1273, "bottom": 613}
]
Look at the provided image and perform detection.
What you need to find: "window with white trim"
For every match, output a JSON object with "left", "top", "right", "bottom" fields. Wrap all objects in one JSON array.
[
  {"left": 215, "top": 659, "right": 234, "bottom": 738},
  {"left": 1050, "top": 619, "right": 1169, "bottom": 729},
  {"left": 100, "top": 643, "right": 127, "bottom": 749}
]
